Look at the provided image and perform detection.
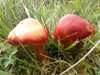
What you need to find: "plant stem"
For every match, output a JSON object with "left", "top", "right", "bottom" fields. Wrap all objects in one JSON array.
[
  {"left": 33, "top": 45, "right": 49, "bottom": 63},
  {"left": 22, "top": 0, "right": 31, "bottom": 18},
  {"left": 59, "top": 40, "right": 100, "bottom": 75}
]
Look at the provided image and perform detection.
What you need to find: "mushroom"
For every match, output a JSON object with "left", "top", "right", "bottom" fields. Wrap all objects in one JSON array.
[
  {"left": 7, "top": 18, "right": 49, "bottom": 62},
  {"left": 53, "top": 14, "right": 95, "bottom": 47}
]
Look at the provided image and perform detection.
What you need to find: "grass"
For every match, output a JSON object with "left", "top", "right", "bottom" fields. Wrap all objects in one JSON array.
[{"left": 0, "top": 0, "right": 100, "bottom": 75}]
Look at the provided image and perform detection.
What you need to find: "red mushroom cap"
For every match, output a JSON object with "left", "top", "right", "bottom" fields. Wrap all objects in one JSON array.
[
  {"left": 7, "top": 18, "right": 48, "bottom": 46},
  {"left": 53, "top": 14, "right": 95, "bottom": 43}
]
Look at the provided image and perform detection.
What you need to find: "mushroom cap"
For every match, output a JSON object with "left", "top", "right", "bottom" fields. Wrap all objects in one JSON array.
[
  {"left": 53, "top": 14, "right": 95, "bottom": 43},
  {"left": 7, "top": 18, "right": 48, "bottom": 46}
]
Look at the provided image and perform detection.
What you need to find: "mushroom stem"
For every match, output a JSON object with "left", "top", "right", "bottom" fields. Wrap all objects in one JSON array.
[{"left": 33, "top": 45, "right": 49, "bottom": 62}]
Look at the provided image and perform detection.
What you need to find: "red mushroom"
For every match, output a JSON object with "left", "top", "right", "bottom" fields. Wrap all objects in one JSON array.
[
  {"left": 7, "top": 18, "right": 48, "bottom": 62},
  {"left": 53, "top": 14, "right": 95, "bottom": 47}
]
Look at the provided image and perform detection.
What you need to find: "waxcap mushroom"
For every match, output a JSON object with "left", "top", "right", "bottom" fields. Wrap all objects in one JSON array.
[
  {"left": 7, "top": 18, "right": 49, "bottom": 62},
  {"left": 53, "top": 14, "right": 95, "bottom": 44},
  {"left": 7, "top": 18, "right": 48, "bottom": 45}
]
